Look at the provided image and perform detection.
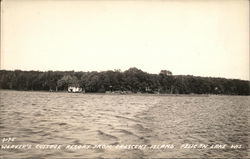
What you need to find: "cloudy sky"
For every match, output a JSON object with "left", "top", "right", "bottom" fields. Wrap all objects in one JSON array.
[{"left": 1, "top": 0, "right": 249, "bottom": 80}]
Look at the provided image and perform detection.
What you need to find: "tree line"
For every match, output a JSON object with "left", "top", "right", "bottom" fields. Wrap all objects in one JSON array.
[{"left": 0, "top": 68, "right": 249, "bottom": 95}]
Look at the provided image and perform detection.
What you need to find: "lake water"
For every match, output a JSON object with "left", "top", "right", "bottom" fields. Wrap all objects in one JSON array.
[{"left": 0, "top": 90, "right": 249, "bottom": 158}]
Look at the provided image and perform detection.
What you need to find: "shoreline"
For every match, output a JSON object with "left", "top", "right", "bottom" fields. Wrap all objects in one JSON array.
[{"left": 0, "top": 89, "right": 248, "bottom": 97}]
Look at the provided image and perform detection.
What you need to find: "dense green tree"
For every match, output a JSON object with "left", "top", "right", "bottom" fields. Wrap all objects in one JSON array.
[
  {"left": 0, "top": 69, "right": 249, "bottom": 95},
  {"left": 57, "top": 75, "right": 79, "bottom": 91}
]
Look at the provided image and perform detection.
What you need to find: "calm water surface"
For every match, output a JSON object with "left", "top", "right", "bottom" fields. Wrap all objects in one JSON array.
[{"left": 0, "top": 90, "right": 249, "bottom": 158}]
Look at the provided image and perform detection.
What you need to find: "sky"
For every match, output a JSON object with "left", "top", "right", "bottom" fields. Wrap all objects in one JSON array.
[{"left": 0, "top": 0, "right": 249, "bottom": 80}]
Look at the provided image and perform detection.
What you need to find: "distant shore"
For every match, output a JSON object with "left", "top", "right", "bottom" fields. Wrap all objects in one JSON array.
[
  {"left": 1, "top": 89, "right": 249, "bottom": 97},
  {"left": 1, "top": 69, "right": 249, "bottom": 95}
]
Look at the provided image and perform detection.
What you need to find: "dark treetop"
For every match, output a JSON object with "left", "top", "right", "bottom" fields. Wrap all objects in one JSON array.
[{"left": 0, "top": 68, "right": 249, "bottom": 95}]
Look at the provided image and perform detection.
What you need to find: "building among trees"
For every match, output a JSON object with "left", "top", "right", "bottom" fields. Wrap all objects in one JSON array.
[
  {"left": 67, "top": 86, "right": 84, "bottom": 93},
  {"left": 0, "top": 68, "right": 249, "bottom": 95}
]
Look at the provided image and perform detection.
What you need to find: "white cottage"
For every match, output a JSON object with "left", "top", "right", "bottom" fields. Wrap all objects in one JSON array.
[{"left": 68, "top": 86, "right": 83, "bottom": 93}]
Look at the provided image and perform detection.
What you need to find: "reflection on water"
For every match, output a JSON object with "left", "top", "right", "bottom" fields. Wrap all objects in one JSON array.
[{"left": 0, "top": 90, "right": 249, "bottom": 158}]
